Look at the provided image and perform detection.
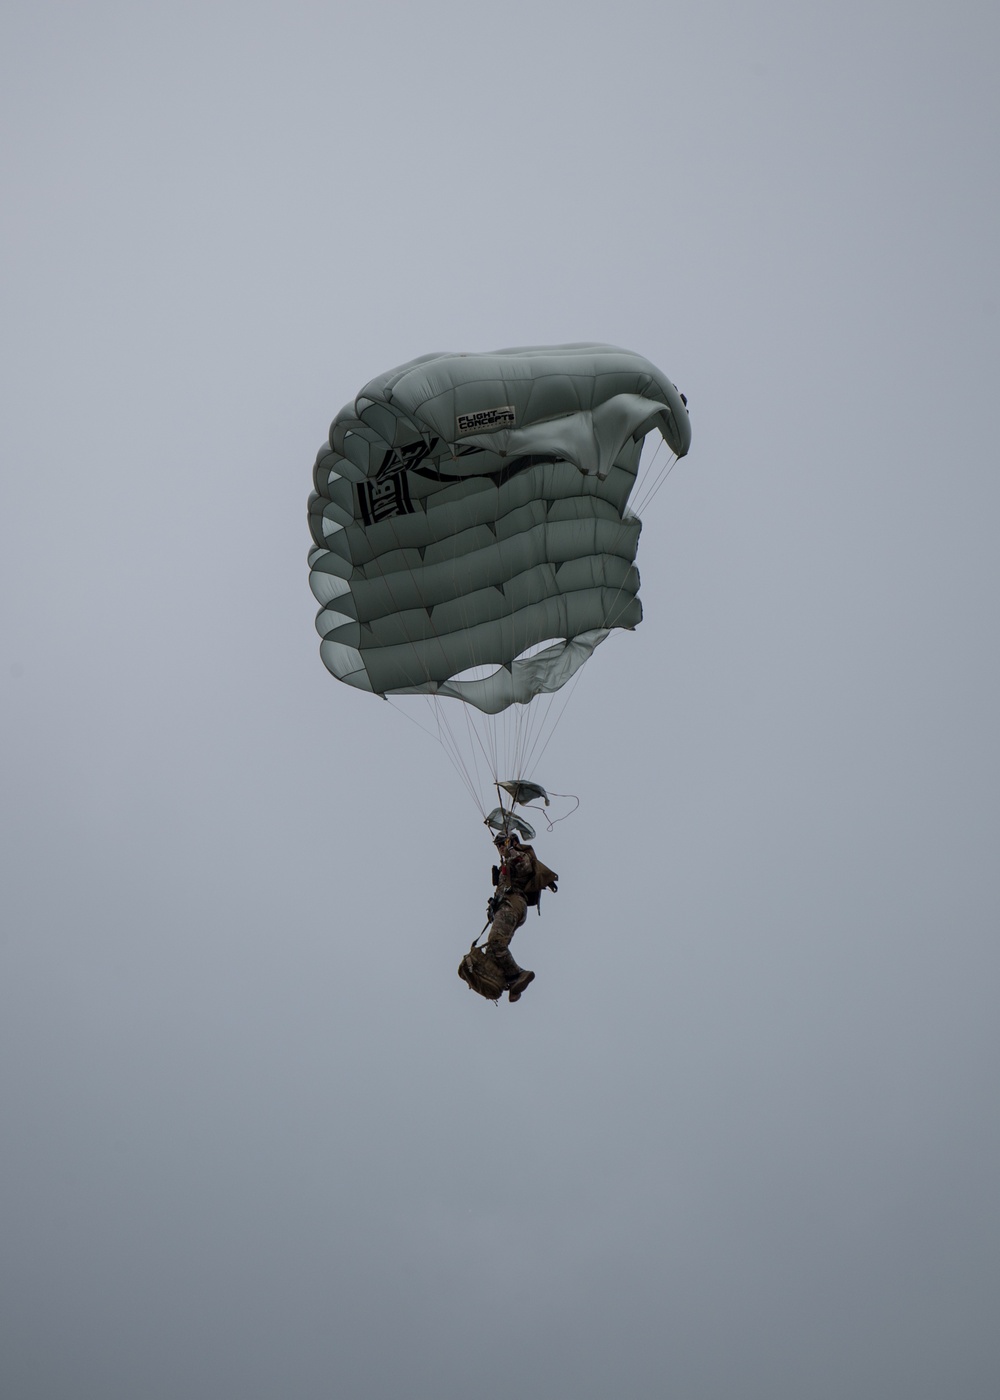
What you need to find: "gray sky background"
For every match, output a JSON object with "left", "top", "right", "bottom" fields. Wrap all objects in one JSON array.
[{"left": 2, "top": 2, "right": 998, "bottom": 1397}]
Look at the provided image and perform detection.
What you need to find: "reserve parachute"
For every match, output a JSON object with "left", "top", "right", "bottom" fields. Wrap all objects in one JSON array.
[{"left": 307, "top": 343, "right": 690, "bottom": 820}]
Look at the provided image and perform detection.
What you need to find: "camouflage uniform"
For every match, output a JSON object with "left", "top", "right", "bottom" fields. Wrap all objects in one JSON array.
[
  {"left": 486, "top": 840, "right": 558, "bottom": 988},
  {"left": 485, "top": 890, "right": 530, "bottom": 984}
]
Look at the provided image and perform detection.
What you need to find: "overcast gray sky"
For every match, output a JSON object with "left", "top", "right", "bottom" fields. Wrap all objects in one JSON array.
[{"left": 2, "top": 2, "right": 998, "bottom": 1397}]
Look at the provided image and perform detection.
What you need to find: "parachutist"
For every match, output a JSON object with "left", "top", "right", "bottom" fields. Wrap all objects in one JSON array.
[
  {"left": 459, "top": 831, "right": 558, "bottom": 1003},
  {"left": 308, "top": 345, "right": 690, "bottom": 945}
]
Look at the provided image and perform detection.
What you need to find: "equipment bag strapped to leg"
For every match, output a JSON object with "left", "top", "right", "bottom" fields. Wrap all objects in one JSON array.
[{"left": 458, "top": 944, "right": 507, "bottom": 1002}]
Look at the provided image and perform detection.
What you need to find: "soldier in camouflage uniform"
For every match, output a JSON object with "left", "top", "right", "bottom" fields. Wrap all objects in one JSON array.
[{"left": 486, "top": 831, "right": 559, "bottom": 1002}]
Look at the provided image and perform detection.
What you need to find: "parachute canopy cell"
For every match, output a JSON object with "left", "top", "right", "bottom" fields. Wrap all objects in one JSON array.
[{"left": 308, "top": 344, "right": 690, "bottom": 715}]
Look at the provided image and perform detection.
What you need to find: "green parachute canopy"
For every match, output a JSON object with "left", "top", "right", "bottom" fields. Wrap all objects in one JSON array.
[{"left": 307, "top": 344, "right": 690, "bottom": 719}]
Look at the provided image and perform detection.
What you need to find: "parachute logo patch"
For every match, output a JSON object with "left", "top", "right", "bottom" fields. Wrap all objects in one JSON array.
[
  {"left": 456, "top": 405, "right": 516, "bottom": 435},
  {"left": 375, "top": 439, "right": 436, "bottom": 480},
  {"left": 357, "top": 471, "right": 415, "bottom": 527}
]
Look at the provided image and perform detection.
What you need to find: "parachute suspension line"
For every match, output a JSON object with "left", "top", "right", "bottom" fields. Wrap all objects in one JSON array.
[
  {"left": 631, "top": 450, "right": 679, "bottom": 520},
  {"left": 598, "top": 449, "right": 680, "bottom": 631},
  {"left": 520, "top": 668, "right": 584, "bottom": 777},
  {"left": 596, "top": 440, "right": 680, "bottom": 636},
  {"left": 493, "top": 780, "right": 509, "bottom": 837},
  {"left": 430, "top": 696, "right": 486, "bottom": 813},
  {"left": 513, "top": 699, "right": 549, "bottom": 784},
  {"left": 386, "top": 694, "right": 484, "bottom": 815},
  {"left": 449, "top": 693, "right": 515, "bottom": 818},
  {"left": 631, "top": 433, "right": 668, "bottom": 512},
  {"left": 461, "top": 698, "right": 501, "bottom": 806}
]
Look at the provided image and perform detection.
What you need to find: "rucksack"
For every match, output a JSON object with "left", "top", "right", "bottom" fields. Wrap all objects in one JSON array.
[{"left": 457, "top": 946, "right": 506, "bottom": 1002}]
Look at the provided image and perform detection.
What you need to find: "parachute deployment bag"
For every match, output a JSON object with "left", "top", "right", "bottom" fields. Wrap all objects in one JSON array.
[{"left": 458, "top": 946, "right": 507, "bottom": 1002}]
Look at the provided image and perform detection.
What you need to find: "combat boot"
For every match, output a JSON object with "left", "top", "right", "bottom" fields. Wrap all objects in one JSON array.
[{"left": 507, "top": 969, "right": 535, "bottom": 1003}]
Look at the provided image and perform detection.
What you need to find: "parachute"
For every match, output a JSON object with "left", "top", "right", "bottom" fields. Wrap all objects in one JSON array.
[{"left": 307, "top": 343, "right": 690, "bottom": 821}]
